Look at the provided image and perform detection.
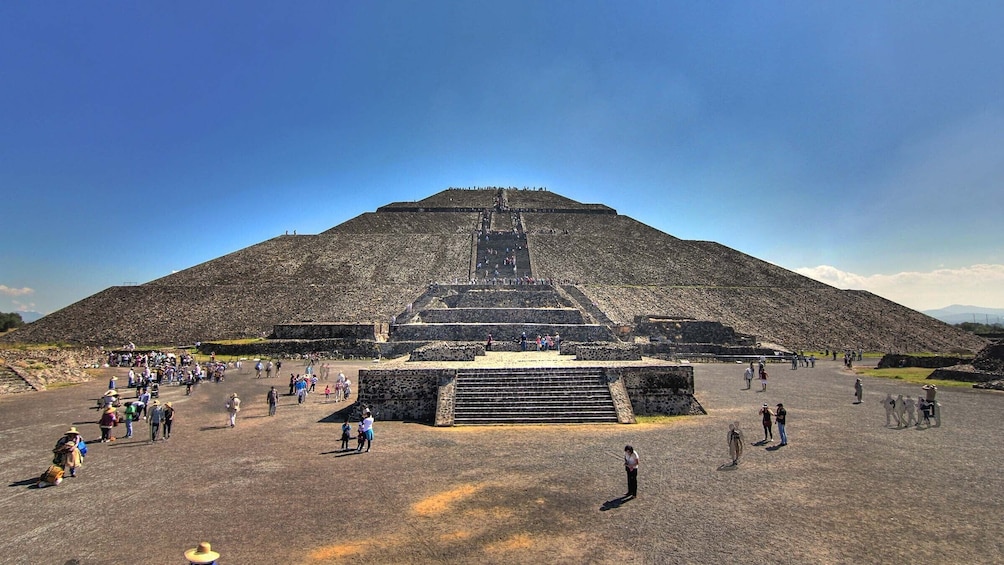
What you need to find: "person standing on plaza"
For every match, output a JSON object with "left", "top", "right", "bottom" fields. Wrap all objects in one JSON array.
[
  {"left": 854, "top": 378, "right": 863, "bottom": 404},
  {"left": 98, "top": 406, "right": 118, "bottom": 443},
  {"left": 759, "top": 368, "right": 768, "bottom": 391},
  {"left": 340, "top": 419, "right": 351, "bottom": 451},
  {"left": 267, "top": 386, "right": 279, "bottom": 416},
  {"left": 357, "top": 409, "right": 374, "bottom": 452},
  {"left": 123, "top": 401, "right": 136, "bottom": 438},
  {"left": 162, "top": 402, "right": 175, "bottom": 440},
  {"left": 775, "top": 403, "right": 787, "bottom": 446},
  {"left": 759, "top": 403, "right": 774, "bottom": 442},
  {"left": 226, "top": 393, "right": 241, "bottom": 427},
  {"left": 623, "top": 445, "right": 639, "bottom": 498},
  {"left": 744, "top": 365, "right": 754, "bottom": 390},
  {"left": 148, "top": 400, "right": 164, "bottom": 442},
  {"left": 728, "top": 423, "right": 744, "bottom": 466}
]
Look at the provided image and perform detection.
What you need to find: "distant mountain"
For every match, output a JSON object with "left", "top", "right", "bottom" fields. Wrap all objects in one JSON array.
[
  {"left": 923, "top": 305, "right": 1004, "bottom": 325},
  {"left": 18, "top": 311, "right": 43, "bottom": 323}
]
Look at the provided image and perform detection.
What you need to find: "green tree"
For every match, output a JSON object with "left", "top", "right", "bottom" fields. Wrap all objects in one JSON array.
[{"left": 0, "top": 312, "right": 25, "bottom": 332}]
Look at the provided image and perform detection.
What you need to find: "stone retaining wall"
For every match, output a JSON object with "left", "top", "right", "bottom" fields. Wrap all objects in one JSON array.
[
  {"left": 928, "top": 367, "right": 1000, "bottom": 383},
  {"left": 409, "top": 342, "right": 484, "bottom": 362},
  {"left": 575, "top": 344, "right": 642, "bottom": 361},
  {"left": 419, "top": 308, "right": 584, "bottom": 325},
  {"left": 391, "top": 323, "right": 615, "bottom": 342},
  {"left": 634, "top": 317, "right": 755, "bottom": 346},
  {"left": 616, "top": 366, "right": 705, "bottom": 415},
  {"left": 357, "top": 368, "right": 449, "bottom": 421},
  {"left": 272, "top": 323, "right": 376, "bottom": 340},
  {"left": 444, "top": 288, "right": 571, "bottom": 309},
  {"left": 200, "top": 339, "right": 381, "bottom": 358},
  {"left": 357, "top": 363, "right": 702, "bottom": 424},
  {"left": 877, "top": 354, "right": 970, "bottom": 369}
]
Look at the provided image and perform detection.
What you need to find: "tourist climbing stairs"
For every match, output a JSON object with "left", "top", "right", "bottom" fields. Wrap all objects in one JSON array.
[{"left": 453, "top": 367, "right": 618, "bottom": 424}]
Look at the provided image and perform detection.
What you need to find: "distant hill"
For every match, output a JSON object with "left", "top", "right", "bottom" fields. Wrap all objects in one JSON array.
[
  {"left": 923, "top": 305, "right": 1004, "bottom": 326},
  {"left": 18, "top": 311, "right": 43, "bottom": 323}
]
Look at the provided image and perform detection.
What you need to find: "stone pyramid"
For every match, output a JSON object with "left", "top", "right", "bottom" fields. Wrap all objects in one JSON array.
[{"left": 5, "top": 187, "right": 985, "bottom": 353}]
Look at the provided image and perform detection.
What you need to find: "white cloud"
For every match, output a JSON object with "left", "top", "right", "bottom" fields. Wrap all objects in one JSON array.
[
  {"left": 0, "top": 285, "right": 34, "bottom": 297},
  {"left": 795, "top": 264, "right": 1004, "bottom": 311},
  {"left": 12, "top": 300, "right": 37, "bottom": 312}
]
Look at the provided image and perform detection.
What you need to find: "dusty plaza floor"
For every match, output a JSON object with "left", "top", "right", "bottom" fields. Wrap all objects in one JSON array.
[{"left": 1, "top": 354, "right": 1002, "bottom": 565}]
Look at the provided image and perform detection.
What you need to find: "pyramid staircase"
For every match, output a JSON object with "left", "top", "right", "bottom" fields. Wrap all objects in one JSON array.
[
  {"left": 452, "top": 367, "right": 619, "bottom": 424},
  {"left": 0, "top": 365, "right": 36, "bottom": 394}
]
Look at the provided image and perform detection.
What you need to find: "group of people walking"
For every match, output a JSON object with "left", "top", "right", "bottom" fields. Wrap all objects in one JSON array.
[{"left": 881, "top": 388, "right": 940, "bottom": 428}]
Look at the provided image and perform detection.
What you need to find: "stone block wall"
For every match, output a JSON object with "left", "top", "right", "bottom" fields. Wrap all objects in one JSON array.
[
  {"left": 614, "top": 366, "right": 705, "bottom": 415},
  {"left": 409, "top": 342, "right": 484, "bottom": 362},
  {"left": 635, "top": 317, "right": 755, "bottom": 346},
  {"left": 443, "top": 287, "right": 571, "bottom": 309},
  {"left": 358, "top": 363, "right": 703, "bottom": 423},
  {"left": 200, "top": 338, "right": 381, "bottom": 358},
  {"left": 272, "top": 323, "right": 376, "bottom": 340},
  {"left": 391, "top": 323, "right": 615, "bottom": 342},
  {"left": 357, "top": 368, "right": 451, "bottom": 422},
  {"left": 877, "top": 354, "right": 971, "bottom": 369},
  {"left": 419, "top": 308, "right": 584, "bottom": 325},
  {"left": 576, "top": 344, "right": 642, "bottom": 361}
]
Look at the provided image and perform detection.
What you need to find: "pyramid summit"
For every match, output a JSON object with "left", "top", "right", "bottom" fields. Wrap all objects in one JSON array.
[{"left": 6, "top": 187, "right": 984, "bottom": 353}]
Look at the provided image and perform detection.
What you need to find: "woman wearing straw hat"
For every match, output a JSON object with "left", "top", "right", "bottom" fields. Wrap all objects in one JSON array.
[
  {"left": 184, "top": 541, "right": 220, "bottom": 564},
  {"left": 52, "top": 427, "right": 84, "bottom": 477},
  {"left": 98, "top": 406, "right": 118, "bottom": 442}
]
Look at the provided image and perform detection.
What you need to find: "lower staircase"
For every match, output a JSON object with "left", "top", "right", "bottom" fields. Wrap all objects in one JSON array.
[
  {"left": 0, "top": 365, "right": 36, "bottom": 394},
  {"left": 453, "top": 367, "right": 618, "bottom": 424}
]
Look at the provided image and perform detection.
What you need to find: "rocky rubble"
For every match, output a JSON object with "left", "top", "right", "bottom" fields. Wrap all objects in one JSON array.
[{"left": 0, "top": 346, "right": 103, "bottom": 392}]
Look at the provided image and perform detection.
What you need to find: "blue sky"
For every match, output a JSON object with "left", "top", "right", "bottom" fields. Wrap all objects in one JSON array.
[{"left": 2, "top": 1, "right": 1002, "bottom": 317}]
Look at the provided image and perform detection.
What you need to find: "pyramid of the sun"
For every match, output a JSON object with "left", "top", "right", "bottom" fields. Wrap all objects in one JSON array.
[{"left": 6, "top": 188, "right": 984, "bottom": 353}]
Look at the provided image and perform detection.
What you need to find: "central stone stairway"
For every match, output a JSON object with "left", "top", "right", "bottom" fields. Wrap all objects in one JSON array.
[{"left": 452, "top": 367, "right": 619, "bottom": 424}]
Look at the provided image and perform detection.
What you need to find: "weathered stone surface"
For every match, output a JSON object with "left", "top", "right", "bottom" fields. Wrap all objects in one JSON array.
[
  {"left": 358, "top": 362, "right": 701, "bottom": 423},
  {"left": 272, "top": 323, "right": 376, "bottom": 340},
  {"left": 575, "top": 344, "right": 642, "bottom": 361},
  {"left": 3, "top": 187, "right": 986, "bottom": 353},
  {"left": 877, "top": 354, "right": 970, "bottom": 369},
  {"left": 409, "top": 342, "right": 483, "bottom": 362},
  {"left": 0, "top": 346, "right": 103, "bottom": 392}
]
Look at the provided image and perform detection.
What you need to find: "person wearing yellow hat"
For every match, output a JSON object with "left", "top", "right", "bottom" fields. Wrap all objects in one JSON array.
[
  {"left": 184, "top": 541, "right": 220, "bottom": 564},
  {"left": 98, "top": 406, "right": 118, "bottom": 442},
  {"left": 52, "top": 427, "right": 83, "bottom": 477}
]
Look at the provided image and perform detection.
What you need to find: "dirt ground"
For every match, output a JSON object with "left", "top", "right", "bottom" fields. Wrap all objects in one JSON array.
[{"left": 1, "top": 356, "right": 1002, "bottom": 565}]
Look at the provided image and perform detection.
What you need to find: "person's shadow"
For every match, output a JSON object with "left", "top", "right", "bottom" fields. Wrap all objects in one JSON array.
[{"left": 600, "top": 495, "right": 633, "bottom": 511}]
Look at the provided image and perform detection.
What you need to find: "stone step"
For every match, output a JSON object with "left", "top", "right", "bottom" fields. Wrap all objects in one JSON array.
[
  {"left": 0, "top": 366, "right": 35, "bottom": 394},
  {"left": 457, "top": 367, "right": 601, "bottom": 376},
  {"left": 456, "top": 401, "right": 615, "bottom": 410},
  {"left": 453, "top": 414, "right": 618, "bottom": 425},
  {"left": 457, "top": 387, "right": 610, "bottom": 395},
  {"left": 452, "top": 368, "right": 618, "bottom": 425}
]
